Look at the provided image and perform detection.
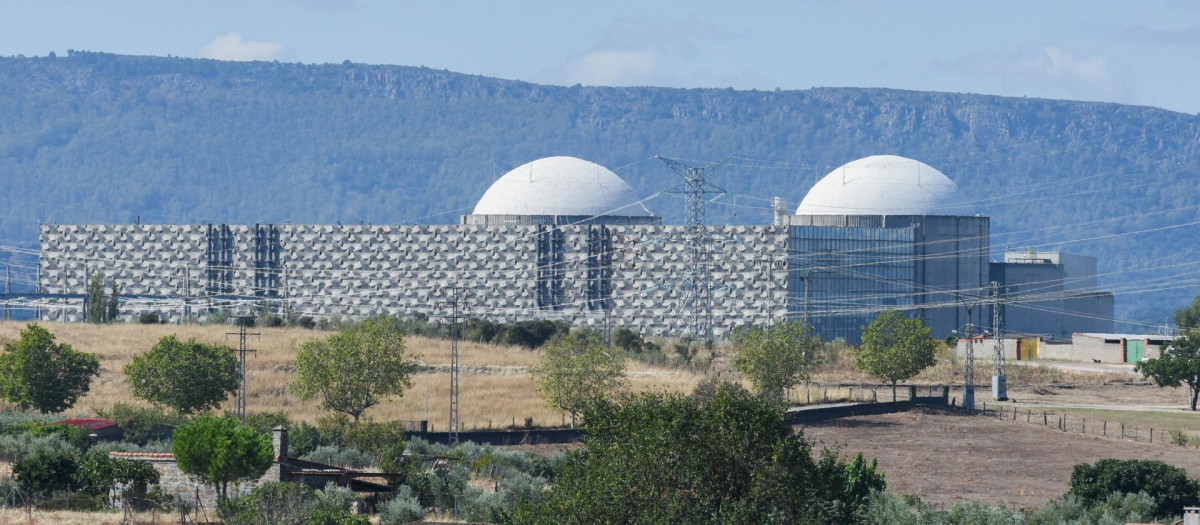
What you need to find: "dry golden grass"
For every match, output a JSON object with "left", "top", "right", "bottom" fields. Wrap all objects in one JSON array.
[
  {"left": 0, "top": 508, "right": 173, "bottom": 524},
  {"left": 0, "top": 321, "right": 705, "bottom": 429}
]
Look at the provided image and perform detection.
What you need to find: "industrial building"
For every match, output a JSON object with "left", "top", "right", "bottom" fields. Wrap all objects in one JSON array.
[{"left": 36, "top": 154, "right": 1114, "bottom": 342}]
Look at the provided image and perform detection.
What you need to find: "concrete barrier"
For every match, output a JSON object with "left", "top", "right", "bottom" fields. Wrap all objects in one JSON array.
[{"left": 408, "top": 428, "right": 583, "bottom": 446}]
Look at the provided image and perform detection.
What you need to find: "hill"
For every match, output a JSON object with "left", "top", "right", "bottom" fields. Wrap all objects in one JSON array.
[{"left": 1, "top": 50, "right": 1198, "bottom": 325}]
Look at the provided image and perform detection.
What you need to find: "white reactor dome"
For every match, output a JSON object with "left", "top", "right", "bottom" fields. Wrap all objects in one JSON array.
[
  {"left": 794, "top": 155, "right": 971, "bottom": 216},
  {"left": 472, "top": 156, "right": 652, "bottom": 217}
]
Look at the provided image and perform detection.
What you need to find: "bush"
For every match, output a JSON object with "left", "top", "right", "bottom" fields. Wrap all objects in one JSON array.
[
  {"left": 315, "top": 414, "right": 407, "bottom": 454},
  {"left": 100, "top": 402, "right": 181, "bottom": 443},
  {"left": 3, "top": 421, "right": 91, "bottom": 451},
  {"left": 313, "top": 482, "right": 358, "bottom": 514},
  {"left": 220, "top": 481, "right": 315, "bottom": 525},
  {"left": 307, "top": 508, "right": 369, "bottom": 525},
  {"left": 1068, "top": 459, "right": 1200, "bottom": 518},
  {"left": 289, "top": 422, "right": 320, "bottom": 458},
  {"left": 302, "top": 445, "right": 374, "bottom": 469},
  {"left": 0, "top": 433, "right": 73, "bottom": 462},
  {"left": 1028, "top": 491, "right": 1157, "bottom": 524},
  {"left": 243, "top": 411, "right": 291, "bottom": 435},
  {"left": 75, "top": 449, "right": 159, "bottom": 502},
  {"left": 13, "top": 448, "right": 77, "bottom": 497},
  {"left": 379, "top": 485, "right": 425, "bottom": 524},
  {"left": 137, "top": 312, "right": 161, "bottom": 324}
]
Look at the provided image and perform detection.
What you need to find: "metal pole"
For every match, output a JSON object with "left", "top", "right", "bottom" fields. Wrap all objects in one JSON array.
[
  {"left": 991, "top": 281, "right": 1007, "bottom": 400},
  {"left": 963, "top": 305, "right": 975, "bottom": 411}
]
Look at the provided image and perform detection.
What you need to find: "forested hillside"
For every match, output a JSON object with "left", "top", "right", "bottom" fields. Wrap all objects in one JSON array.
[{"left": 1, "top": 51, "right": 1198, "bottom": 325}]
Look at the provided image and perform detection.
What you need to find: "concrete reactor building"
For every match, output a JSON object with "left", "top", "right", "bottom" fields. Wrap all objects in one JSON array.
[{"left": 36, "top": 154, "right": 1113, "bottom": 342}]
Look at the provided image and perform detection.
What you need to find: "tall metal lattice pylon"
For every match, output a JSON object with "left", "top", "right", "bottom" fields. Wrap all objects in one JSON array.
[
  {"left": 438, "top": 284, "right": 468, "bottom": 444},
  {"left": 658, "top": 156, "right": 729, "bottom": 340},
  {"left": 226, "top": 317, "right": 259, "bottom": 424},
  {"left": 991, "top": 281, "right": 1008, "bottom": 400},
  {"left": 962, "top": 305, "right": 976, "bottom": 411}
]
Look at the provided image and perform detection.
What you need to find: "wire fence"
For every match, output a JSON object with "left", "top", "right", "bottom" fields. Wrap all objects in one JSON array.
[
  {"left": 0, "top": 482, "right": 214, "bottom": 524},
  {"left": 983, "top": 404, "right": 1199, "bottom": 448}
]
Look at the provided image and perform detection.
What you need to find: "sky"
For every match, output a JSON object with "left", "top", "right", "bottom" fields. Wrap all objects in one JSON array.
[{"left": 2, "top": 1, "right": 1199, "bottom": 114}]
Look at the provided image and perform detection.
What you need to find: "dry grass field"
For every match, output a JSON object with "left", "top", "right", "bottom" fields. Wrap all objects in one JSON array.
[
  {"left": 0, "top": 321, "right": 706, "bottom": 429},
  {"left": 801, "top": 407, "right": 1200, "bottom": 510}
]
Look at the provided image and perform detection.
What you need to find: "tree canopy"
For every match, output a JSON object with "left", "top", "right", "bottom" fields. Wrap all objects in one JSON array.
[
  {"left": 291, "top": 316, "right": 419, "bottom": 422},
  {"left": 125, "top": 335, "right": 240, "bottom": 414},
  {"left": 1136, "top": 332, "right": 1200, "bottom": 410},
  {"left": 532, "top": 332, "right": 626, "bottom": 426},
  {"left": 733, "top": 320, "right": 821, "bottom": 400},
  {"left": 1068, "top": 459, "right": 1200, "bottom": 519},
  {"left": 0, "top": 323, "right": 100, "bottom": 413},
  {"left": 172, "top": 415, "right": 274, "bottom": 504},
  {"left": 1172, "top": 295, "right": 1200, "bottom": 331},
  {"left": 512, "top": 383, "right": 884, "bottom": 523},
  {"left": 855, "top": 311, "right": 937, "bottom": 401}
]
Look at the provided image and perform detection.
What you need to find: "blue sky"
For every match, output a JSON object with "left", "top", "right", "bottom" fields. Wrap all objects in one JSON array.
[{"left": 4, "top": 0, "right": 1199, "bottom": 113}]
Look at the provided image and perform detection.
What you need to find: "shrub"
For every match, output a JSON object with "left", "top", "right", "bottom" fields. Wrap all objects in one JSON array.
[
  {"left": 1169, "top": 428, "right": 1191, "bottom": 447},
  {"left": 289, "top": 422, "right": 320, "bottom": 458},
  {"left": 13, "top": 447, "right": 77, "bottom": 497},
  {"left": 243, "top": 411, "right": 291, "bottom": 435},
  {"left": 99, "top": 402, "right": 180, "bottom": 443},
  {"left": 137, "top": 312, "right": 161, "bottom": 324},
  {"left": 301, "top": 445, "right": 374, "bottom": 469},
  {"left": 428, "top": 464, "right": 470, "bottom": 511},
  {"left": 307, "top": 508, "right": 369, "bottom": 525},
  {"left": 1028, "top": 491, "right": 1156, "bottom": 524},
  {"left": 312, "top": 482, "right": 358, "bottom": 515},
  {"left": 75, "top": 449, "right": 159, "bottom": 502},
  {"left": 315, "top": 414, "right": 407, "bottom": 454},
  {"left": 0, "top": 433, "right": 73, "bottom": 462},
  {"left": 219, "top": 481, "right": 314, "bottom": 525},
  {"left": 378, "top": 485, "right": 425, "bottom": 524},
  {"left": 1068, "top": 459, "right": 1200, "bottom": 518},
  {"left": 4, "top": 421, "right": 91, "bottom": 451}
]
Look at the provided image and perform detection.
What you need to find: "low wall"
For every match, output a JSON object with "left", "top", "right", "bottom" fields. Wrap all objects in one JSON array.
[{"left": 787, "top": 386, "right": 949, "bottom": 424}]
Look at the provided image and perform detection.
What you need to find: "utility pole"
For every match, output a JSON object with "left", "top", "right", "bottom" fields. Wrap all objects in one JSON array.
[
  {"left": 437, "top": 284, "right": 469, "bottom": 444},
  {"left": 962, "top": 304, "right": 976, "bottom": 411},
  {"left": 991, "top": 281, "right": 1008, "bottom": 401},
  {"left": 226, "top": 317, "right": 260, "bottom": 424},
  {"left": 659, "top": 156, "right": 729, "bottom": 341}
]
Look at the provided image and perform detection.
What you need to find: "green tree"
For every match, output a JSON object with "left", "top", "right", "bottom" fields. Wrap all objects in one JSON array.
[
  {"left": 512, "top": 383, "right": 884, "bottom": 523},
  {"left": 855, "top": 311, "right": 937, "bottom": 401},
  {"left": 125, "top": 335, "right": 240, "bottom": 414},
  {"left": 1135, "top": 333, "right": 1200, "bottom": 410},
  {"left": 1173, "top": 295, "right": 1200, "bottom": 331},
  {"left": 75, "top": 449, "right": 159, "bottom": 502},
  {"left": 173, "top": 415, "right": 273, "bottom": 505},
  {"left": 0, "top": 323, "right": 100, "bottom": 413},
  {"left": 531, "top": 332, "right": 626, "bottom": 427},
  {"left": 85, "top": 274, "right": 105, "bottom": 324},
  {"left": 291, "top": 316, "right": 419, "bottom": 422},
  {"left": 1068, "top": 459, "right": 1200, "bottom": 519},
  {"left": 106, "top": 282, "right": 119, "bottom": 322},
  {"left": 733, "top": 320, "right": 821, "bottom": 400}
]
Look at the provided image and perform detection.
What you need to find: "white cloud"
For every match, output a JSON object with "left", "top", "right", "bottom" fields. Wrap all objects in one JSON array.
[
  {"left": 949, "top": 46, "right": 1128, "bottom": 103},
  {"left": 199, "top": 32, "right": 284, "bottom": 62},
  {"left": 560, "top": 50, "right": 657, "bottom": 86}
]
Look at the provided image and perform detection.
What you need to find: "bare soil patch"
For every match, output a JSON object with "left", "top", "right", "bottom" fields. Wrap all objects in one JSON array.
[{"left": 800, "top": 407, "right": 1200, "bottom": 510}]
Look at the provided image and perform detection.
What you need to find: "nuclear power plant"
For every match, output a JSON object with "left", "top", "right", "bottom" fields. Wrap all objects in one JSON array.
[{"left": 35, "top": 154, "right": 1113, "bottom": 342}]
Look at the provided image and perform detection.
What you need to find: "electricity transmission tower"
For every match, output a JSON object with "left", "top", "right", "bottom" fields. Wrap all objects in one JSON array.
[
  {"left": 437, "top": 284, "right": 469, "bottom": 444},
  {"left": 226, "top": 317, "right": 259, "bottom": 424},
  {"left": 659, "top": 156, "right": 729, "bottom": 341},
  {"left": 991, "top": 281, "right": 1008, "bottom": 401},
  {"left": 958, "top": 301, "right": 978, "bottom": 412}
]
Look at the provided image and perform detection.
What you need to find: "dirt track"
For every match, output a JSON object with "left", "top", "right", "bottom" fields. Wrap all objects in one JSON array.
[{"left": 801, "top": 407, "right": 1200, "bottom": 509}]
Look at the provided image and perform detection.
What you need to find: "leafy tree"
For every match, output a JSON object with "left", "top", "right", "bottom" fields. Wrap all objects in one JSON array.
[
  {"left": 1173, "top": 295, "right": 1200, "bottom": 331},
  {"left": 106, "top": 282, "right": 119, "bottom": 322},
  {"left": 611, "top": 328, "right": 643, "bottom": 353},
  {"left": 291, "top": 316, "right": 420, "bottom": 422},
  {"left": 173, "top": 415, "right": 274, "bottom": 505},
  {"left": 84, "top": 275, "right": 119, "bottom": 324},
  {"left": 75, "top": 449, "right": 159, "bottom": 502},
  {"left": 531, "top": 332, "right": 626, "bottom": 427},
  {"left": 0, "top": 323, "right": 100, "bottom": 413},
  {"left": 1136, "top": 333, "right": 1200, "bottom": 410},
  {"left": 125, "top": 335, "right": 240, "bottom": 414},
  {"left": 12, "top": 447, "right": 77, "bottom": 497},
  {"left": 1068, "top": 459, "right": 1200, "bottom": 519},
  {"left": 511, "top": 383, "right": 884, "bottom": 523},
  {"left": 855, "top": 311, "right": 938, "bottom": 401},
  {"left": 733, "top": 320, "right": 821, "bottom": 400}
]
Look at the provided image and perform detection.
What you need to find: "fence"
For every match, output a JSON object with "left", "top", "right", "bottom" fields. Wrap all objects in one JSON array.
[
  {"left": 0, "top": 482, "right": 198, "bottom": 524},
  {"left": 984, "top": 404, "right": 1199, "bottom": 448}
]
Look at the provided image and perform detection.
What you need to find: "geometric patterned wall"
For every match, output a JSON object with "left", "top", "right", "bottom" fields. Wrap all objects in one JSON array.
[{"left": 39, "top": 223, "right": 791, "bottom": 337}]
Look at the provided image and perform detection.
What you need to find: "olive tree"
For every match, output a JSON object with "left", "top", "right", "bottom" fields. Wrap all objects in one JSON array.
[
  {"left": 0, "top": 323, "right": 100, "bottom": 413},
  {"left": 125, "top": 335, "right": 240, "bottom": 414},
  {"left": 733, "top": 320, "right": 821, "bottom": 401},
  {"left": 173, "top": 415, "right": 273, "bottom": 505},
  {"left": 291, "top": 316, "right": 420, "bottom": 422},
  {"left": 532, "top": 332, "right": 626, "bottom": 427},
  {"left": 1136, "top": 332, "right": 1200, "bottom": 410},
  {"left": 855, "top": 311, "right": 937, "bottom": 401}
]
